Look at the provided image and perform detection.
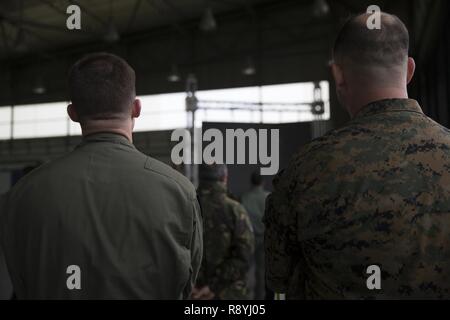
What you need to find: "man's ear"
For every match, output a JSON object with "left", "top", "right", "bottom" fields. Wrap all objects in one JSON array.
[
  {"left": 406, "top": 57, "right": 416, "bottom": 85},
  {"left": 67, "top": 104, "right": 79, "bottom": 123},
  {"left": 331, "top": 63, "right": 345, "bottom": 88},
  {"left": 131, "top": 99, "right": 141, "bottom": 118}
]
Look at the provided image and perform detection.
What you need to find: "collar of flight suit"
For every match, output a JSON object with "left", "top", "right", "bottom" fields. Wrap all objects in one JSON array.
[
  {"left": 353, "top": 98, "right": 424, "bottom": 120},
  {"left": 78, "top": 132, "right": 136, "bottom": 150}
]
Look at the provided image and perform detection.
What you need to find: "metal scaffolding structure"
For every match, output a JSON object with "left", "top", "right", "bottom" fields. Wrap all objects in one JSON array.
[{"left": 184, "top": 75, "right": 329, "bottom": 184}]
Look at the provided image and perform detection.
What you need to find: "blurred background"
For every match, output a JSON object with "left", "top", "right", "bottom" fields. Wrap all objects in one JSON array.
[{"left": 0, "top": 0, "right": 449, "bottom": 195}]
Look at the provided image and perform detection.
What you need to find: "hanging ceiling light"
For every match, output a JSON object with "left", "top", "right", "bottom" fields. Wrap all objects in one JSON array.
[
  {"left": 312, "top": 0, "right": 330, "bottom": 18},
  {"left": 167, "top": 64, "right": 181, "bottom": 82},
  {"left": 242, "top": 57, "right": 256, "bottom": 76},
  {"left": 32, "top": 77, "right": 46, "bottom": 95},
  {"left": 13, "top": 28, "right": 28, "bottom": 53},
  {"left": 199, "top": 7, "right": 217, "bottom": 32},
  {"left": 103, "top": 0, "right": 120, "bottom": 43},
  {"left": 103, "top": 22, "right": 120, "bottom": 43}
]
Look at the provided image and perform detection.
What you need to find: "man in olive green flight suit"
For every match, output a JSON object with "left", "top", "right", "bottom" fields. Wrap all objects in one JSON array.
[
  {"left": 265, "top": 12, "right": 450, "bottom": 299},
  {"left": 0, "top": 53, "right": 203, "bottom": 299},
  {"left": 192, "top": 164, "right": 254, "bottom": 300}
]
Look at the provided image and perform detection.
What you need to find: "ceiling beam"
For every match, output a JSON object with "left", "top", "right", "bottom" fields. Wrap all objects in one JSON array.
[
  {"left": 0, "top": 10, "right": 87, "bottom": 34},
  {"left": 125, "top": 0, "right": 143, "bottom": 33},
  {"left": 67, "top": 0, "right": 108, "bottom": 27},
  {"left": 160, "top": 0, "right": 186, "bottom": 19},
  {"left": 145, "top": 0, "right": 188, "bottom": 35},
  {"left": 0, "top": 21, "right": 10, "bottom": 57},
  {"left": 39, "top": 0, "right": 69, "bottom": 17}
]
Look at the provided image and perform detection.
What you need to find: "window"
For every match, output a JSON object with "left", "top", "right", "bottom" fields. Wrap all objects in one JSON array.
[
  {"left": 194, "top": 81, "right": 330, "bottom": 126},
  {"left": 13, "top": 102, "right": 70, "bottom": 139},
  {"left": 0, "top": 81, "right": 330, "bottom": 140},
  {"left": 0, "top": 107, "right": 12, "bottom": 140},
  {"left": 134, "top": 92, "right": 187, "bottom": 132}
]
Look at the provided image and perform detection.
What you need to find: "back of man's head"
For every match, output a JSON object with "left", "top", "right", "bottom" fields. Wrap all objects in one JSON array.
[
  {"left": 199, "top": 164, "right": 228, "bottom": 183},
  {"left": 333, "top": 12, "right": 409, "bottom": 72},
  {"left": 250, "top": 171, "right": 263, "bottom": 186},
  {"left": 68, "top": 52, "right": 136, "bottom": 121}
]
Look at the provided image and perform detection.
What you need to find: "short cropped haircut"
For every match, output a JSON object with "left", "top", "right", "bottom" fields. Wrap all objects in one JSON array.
[
  {"left": 250, "top": 171, "right": 262, "bottom": 186},
  {"left": 199, "top": 164, "right": 228, "bottom": 182},
  {"left": 68, "top": 52, "right": 136, "bottom": 120},
  {"left": 332, "top": 12, "right": 409, "bottom": 68}
]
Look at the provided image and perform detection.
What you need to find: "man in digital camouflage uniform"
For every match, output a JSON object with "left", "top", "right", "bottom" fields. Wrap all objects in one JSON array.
[
  {"left": 265, "top": 12, "right": 450, "bottom": 299},
  {"left": 193, "top": 164, "right": 255, "bottom": 300}
]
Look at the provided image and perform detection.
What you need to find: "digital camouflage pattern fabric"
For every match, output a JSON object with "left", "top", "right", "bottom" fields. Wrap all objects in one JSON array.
[
  {"left": 265, "top": 99, "right": 450, "bottom": 299},
  {"left": 197, "top": 181, "right": 255, "bottom": 300}
]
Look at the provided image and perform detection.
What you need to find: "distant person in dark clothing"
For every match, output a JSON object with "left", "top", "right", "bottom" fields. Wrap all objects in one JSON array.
[{"left": 241, "top": 172, "right": 269, "bottom": 300}]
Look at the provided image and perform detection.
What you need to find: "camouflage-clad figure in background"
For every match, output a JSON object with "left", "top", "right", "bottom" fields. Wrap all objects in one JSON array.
[
  {"left": 194, "top": 164, "right": 255, "bottom": 300},
  {"left": 265, "top": 13, "right": 450, "bottom": 299}
]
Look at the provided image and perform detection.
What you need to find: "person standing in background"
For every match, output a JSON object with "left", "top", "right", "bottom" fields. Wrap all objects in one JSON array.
[
  {"left": 193, "top": 164, "right": 255, "bottom": 300},
  {"left": 241, "top": 172, "right": 269, "bottom": 300}
]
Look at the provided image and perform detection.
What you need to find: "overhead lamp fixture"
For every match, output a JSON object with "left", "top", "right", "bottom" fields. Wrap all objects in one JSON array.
[
  {"left": 32, "top": 77, "right": 46, "bottom": 95},
  {"left": 103, "top": 23, "right": 120, "bottom": 43},
  {"left": 199, "top": 7, "right": 217, "bottom": 32},
  {"left": 103, "top": 0, "right": 119, "bottom": 43},
  {"left": 167, "top": 64, "right": 181, "bottom": 82},
  {"left": 312, "top": 0, "right": 330, "bottom": 18},
  {"left": 242, "top": 57, "right": 256, "bottom": 76},
  {"left": 13, "top": 28, "right": 28, "bottom": 53}
]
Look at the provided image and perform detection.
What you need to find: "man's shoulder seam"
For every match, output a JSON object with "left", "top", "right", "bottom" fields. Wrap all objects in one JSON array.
[{"left": 144, "top": 157, "right": 196, "bottom": 201}]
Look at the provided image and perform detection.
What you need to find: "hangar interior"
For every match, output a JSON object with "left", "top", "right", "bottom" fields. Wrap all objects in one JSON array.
[{"left": 0, "top": 0, "right": 449, "bottom": 195}]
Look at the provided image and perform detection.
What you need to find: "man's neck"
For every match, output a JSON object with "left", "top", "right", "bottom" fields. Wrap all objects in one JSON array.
[
  {"left": 80, "top": 119, "right": 133, "bottom": 142},
  {"left": 348, "top": 87, "right": 409, "bottom": 118}
]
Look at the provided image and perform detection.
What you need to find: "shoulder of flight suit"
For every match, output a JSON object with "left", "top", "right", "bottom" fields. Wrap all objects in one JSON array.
[
  {"left": 5, "top": 160, "right": 54, "bottom": 201},
  {"left": 144, "top": 157, "right": 197, "bottom": 202}
]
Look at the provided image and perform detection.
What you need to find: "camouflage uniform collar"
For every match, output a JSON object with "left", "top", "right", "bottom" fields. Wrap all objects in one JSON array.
[
  {"left": 353, "top": 99, "right": 423, "bottom": 120},
  {"left": 198, "top": 181, "right": 227, "bottom": 194},
  {"left": 79, "top": 132, "right": 135, "bottom": 149}
]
